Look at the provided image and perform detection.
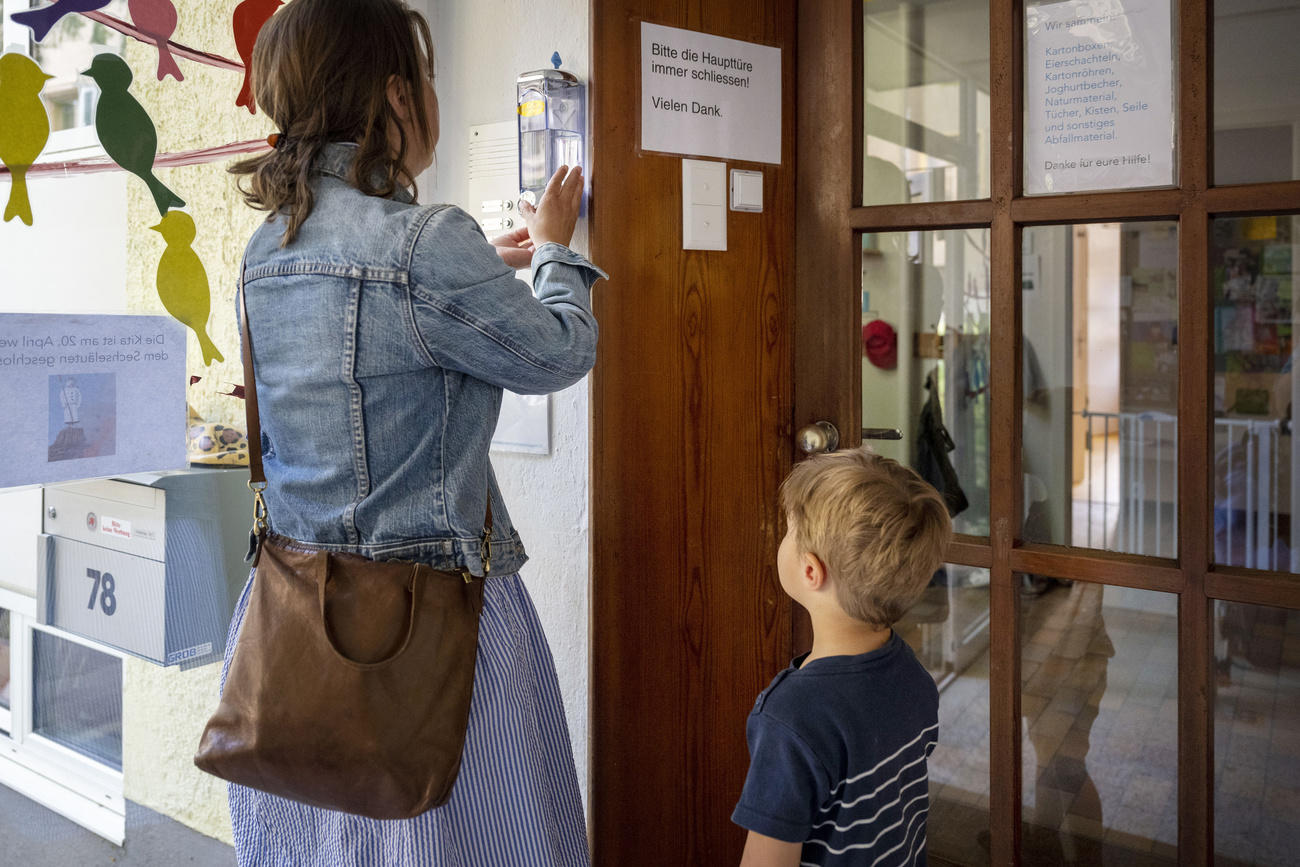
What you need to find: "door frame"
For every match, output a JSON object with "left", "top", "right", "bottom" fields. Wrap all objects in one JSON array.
[{"left": 796, "top": 1, "right": 1300, "bottom": 864}]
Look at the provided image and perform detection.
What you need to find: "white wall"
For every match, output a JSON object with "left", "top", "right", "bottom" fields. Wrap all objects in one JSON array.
[
  {"left": 413, "top": 0, "right": 593, "bottom": 809},
  {"left": 0, "top": 172, "right": 128, "bottom": 313}
]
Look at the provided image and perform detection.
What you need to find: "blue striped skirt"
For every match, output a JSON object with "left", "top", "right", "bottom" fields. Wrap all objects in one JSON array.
[{"left": 220, "top": 570, "right": 590, "bottom": 866}]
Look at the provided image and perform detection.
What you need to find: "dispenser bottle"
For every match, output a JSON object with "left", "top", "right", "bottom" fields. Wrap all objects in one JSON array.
[{"left": 517, "top": 53, "right": 584, "bottom": 207}]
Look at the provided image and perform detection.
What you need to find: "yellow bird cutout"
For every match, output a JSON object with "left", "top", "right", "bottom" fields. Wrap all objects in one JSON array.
[
  {"left": 151, "top": 211, "right": 225, "bottom": 365},
  {"left": 0, "top": 53, "right": 54, "bottom": 226}
]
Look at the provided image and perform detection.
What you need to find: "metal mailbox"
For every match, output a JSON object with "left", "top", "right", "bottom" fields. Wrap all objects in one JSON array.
[{"left": 37, "top": 468, "right": 253, "bottom": 667}]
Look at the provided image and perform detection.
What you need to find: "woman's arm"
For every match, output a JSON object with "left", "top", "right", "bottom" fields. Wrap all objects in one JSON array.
[
  {"left": 406, "top": 204, "right": 603, "bottom": 395},
  {"left": 739, "top": 831, "right": 802, "bottom": 867}
]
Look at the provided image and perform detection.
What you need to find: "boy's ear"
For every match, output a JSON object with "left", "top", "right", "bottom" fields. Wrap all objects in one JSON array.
[{"left": 802, "top": 551, "right": 828, "bottom": 590}]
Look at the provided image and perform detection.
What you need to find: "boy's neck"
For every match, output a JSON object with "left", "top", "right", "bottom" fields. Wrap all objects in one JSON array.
[{"left": 801, "top": 610, "right": 892, "bottom": 666}]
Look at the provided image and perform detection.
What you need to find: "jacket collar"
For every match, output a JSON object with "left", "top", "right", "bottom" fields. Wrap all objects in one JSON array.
[{"left": 313, "top": 142, "right": 415, "bottom": 205}]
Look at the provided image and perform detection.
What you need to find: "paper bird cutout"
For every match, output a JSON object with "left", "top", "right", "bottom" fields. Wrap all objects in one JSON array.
[
  {"left": 151, "top": 211, "right": 224, "bottom": 365},
  {"left": 0, "top": 54, "right": 53, "bottom": 226},
  {"left": 128, "top": 0, "right": 183, "bottom": 81},
  {"left": 11, "top": 0, "right": 112, "bottom": 43},
  {"left": 81, "top": 54, "right": 185, "bottom": 216},
  {"left": 233, "top": 0, "right": 282, "bottom": 113}
]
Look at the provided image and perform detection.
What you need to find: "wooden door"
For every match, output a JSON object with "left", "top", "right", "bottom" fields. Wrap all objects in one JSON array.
[
  {"left": 589, "top": 1, "right": 797, "bottom": 864},
  {"left": 797, "top": 2, "right": 1300, "bottom": 866}
]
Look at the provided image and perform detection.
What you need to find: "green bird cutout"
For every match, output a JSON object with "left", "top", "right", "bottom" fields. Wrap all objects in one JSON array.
[
  {"left": 151, "top": 211, "right": 224, "bottom": 365},
  {"left": 82, "top": 54, "right": 185, "bottom": 217},
  {"left": 0, "top": 53, "right": 54, "bottom": 226}
]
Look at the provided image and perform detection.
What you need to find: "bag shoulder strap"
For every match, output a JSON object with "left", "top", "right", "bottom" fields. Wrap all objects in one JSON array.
[{"left": 235, "top": 256, "right": 494, "bottom": 570}]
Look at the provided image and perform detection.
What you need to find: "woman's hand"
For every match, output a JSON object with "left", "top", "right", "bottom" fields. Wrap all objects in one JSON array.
[
  {"left": 521, "top": 165, "right": 583, "bottom": 249},
  {"left": 491, "top": 226, "right": 536, "bottom": 269}
]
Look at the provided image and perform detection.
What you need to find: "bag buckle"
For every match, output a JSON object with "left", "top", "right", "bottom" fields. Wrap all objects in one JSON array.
[{"left": 248, "top": 480, "right": 269, "bottom": 535}]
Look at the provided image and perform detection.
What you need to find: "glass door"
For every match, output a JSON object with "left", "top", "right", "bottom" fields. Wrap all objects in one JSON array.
[{"left": 795, "top": 1, "right": 1300, "bottom": 864}]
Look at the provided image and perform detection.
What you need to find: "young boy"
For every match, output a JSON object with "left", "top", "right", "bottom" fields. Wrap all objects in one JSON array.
[{"left": 733, "top": 447, "right": 952, "bottom": 866}]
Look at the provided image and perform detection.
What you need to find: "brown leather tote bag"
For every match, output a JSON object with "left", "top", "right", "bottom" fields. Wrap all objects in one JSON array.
[{"left": 193, "top": 268, "right": 487, "bottom": 819}]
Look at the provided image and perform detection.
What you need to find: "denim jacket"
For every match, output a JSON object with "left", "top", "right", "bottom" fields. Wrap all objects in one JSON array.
[{"left": 239, "top": 143, "right": 604, "bottom": 575}]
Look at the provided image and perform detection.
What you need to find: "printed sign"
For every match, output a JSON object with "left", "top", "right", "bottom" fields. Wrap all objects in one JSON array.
[
  {"left": 0, "top": 313, "right": 186, "bottom": 488},
  {"left": 1025, "top": 0, "right": 1174, "bottom": 194},
  {"left": 641, "top": 22, "right": 782, "bottom": 164}
]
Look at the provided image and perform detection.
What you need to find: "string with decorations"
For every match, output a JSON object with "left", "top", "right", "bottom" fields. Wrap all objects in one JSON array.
[{"left": 0, "top": 0, "right": 284, "bottom": 364}]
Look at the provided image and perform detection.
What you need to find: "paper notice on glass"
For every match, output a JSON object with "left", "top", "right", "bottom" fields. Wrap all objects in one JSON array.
[
  {"left": 1, "top": 313, "right": 186, "bottom": 489},
  {"left": 491, "top": 392, "right": 549, "bottom": 455},
  {"left": 641, "top": 21, "right": 782, "bottom": 164},
  {"left": 1025, "top": 0, "right": 1174, "bottom": 194}
]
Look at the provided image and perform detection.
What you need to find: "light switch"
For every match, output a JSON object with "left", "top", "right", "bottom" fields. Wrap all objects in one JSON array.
[
  {"left": 683, "top": 159, "right": 727, "bottom": 250},
  {"left": 730, "top": 169, "right": 763, "bottom": 212}
]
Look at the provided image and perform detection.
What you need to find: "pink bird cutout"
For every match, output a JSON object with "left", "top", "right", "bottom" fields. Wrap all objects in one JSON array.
[
  {"left": 233, "top": 0, "right": 282, "bottom": 114},
  {"left": 128, "top": 0, "right": 183, "bottom": 81}
]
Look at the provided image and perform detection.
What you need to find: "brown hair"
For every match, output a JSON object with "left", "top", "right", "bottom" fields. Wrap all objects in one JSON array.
[
  {"left": 229, "top": 0, "right": 435, "bottom": 246},
  {"left": 781, "top": 448, "right": 952, "bottom": 628}
]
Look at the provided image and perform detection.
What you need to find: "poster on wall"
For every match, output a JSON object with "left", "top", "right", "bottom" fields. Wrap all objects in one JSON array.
[
  {"left": 640, "top": 22, "right": 782, "bottom": 164},
  {"left": 1024, "top": 0, "right": 1175, "bottom": 194},
  {"left": 0, "top": 313, "right": 186, "bottom": 488}
]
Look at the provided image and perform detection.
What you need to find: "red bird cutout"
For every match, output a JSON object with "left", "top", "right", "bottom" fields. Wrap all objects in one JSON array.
[
  {"left": 233, "top": 0, "right": 282, "bottom": 113},
  {"left": 128, "top": 0, "right": 183, "bottom": 81}
]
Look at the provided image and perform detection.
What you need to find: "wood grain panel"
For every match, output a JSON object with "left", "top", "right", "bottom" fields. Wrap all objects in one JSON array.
[
  {"left": 1010, "top": 545, "right": 1184, "bottom": 594},
  {"left": 1205, "top": 570, "right": 1300, "bottom": 610},
  {"left": 1177, "top": 0, "right": 1212, "bottom": 860},
  {"left": 792, "top": 0, "right": 859, "bottom": 655},
  {"left": 988, "top": 0, "right": 1022, "bottom": 860},
  {"left": 590, "top": 1, "right": 797, "bottom": 863}
]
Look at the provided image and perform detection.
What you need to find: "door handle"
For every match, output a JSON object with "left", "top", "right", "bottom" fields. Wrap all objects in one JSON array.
[
  {"left": 862, "top": 427, "right": 903, "bottom": 440},
  {"left": 796, "top": 421, "right": 840, "bottom": 454}
]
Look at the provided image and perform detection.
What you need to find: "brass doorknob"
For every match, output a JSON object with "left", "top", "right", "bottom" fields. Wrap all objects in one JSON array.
[{"left": 796, "top": 421, "right": 840, "bottom": 455}]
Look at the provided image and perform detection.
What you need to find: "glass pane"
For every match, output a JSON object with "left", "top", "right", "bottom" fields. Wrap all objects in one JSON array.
[
  {"left": 1214, "top": 602, "right": 1300, "bottom": 866},
  {"left": 862, "top": 0, "right": 990, "bottom": 205},
  {"left": 896, "top": 563, "right": 991, "bottom": 865},
  {"left": 32, "top": 630, "right": 122, "bottom": 770},
  {"left": 1212, "top": 215, "right": 1300, "bottom": 573},
  {"left": 1214, "top": 1, "right": 1300, "bottom": 185},
  {"left": 862, "top": 229, "right": 991, "bottom": 536},
  {"left": 1021, "top": 580, "right": 1178, "bottom": 863},
  {"left": 1023, "top": 0, "right": 1177, "bottom": 195},
  {"left": 1022, "top": 222, "right": 1179, "bottom": 556},
  {"left": 20, "top": 0, "right": 130, "bottom": 134},
  {"left": 0, "top": 608, "right": 10, "bottom": 714}
]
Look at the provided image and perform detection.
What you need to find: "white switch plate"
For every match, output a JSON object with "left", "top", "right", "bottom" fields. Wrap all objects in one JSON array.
[
  {"left": 682, "top": 159, "right": 727, "bottom": 250},
  {"left": 730, "top": 169, "right": 763, "bottom": 212}
]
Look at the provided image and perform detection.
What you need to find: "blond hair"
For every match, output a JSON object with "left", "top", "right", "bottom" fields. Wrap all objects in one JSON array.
[{"left": 782, "top": 448, "right": 951, "bottom": 627}]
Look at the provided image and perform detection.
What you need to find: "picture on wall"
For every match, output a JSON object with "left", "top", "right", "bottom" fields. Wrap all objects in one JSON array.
[{"left": 47, "top": 372, "right": 117, "bottom": 463}]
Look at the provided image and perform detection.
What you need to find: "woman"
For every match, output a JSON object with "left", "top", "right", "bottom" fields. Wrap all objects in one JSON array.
[{"left": 222, "top": 0, "right": 603, "bottom": 863}]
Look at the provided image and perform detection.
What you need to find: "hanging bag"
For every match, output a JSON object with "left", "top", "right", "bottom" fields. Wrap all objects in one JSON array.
[{"left": 193, "top": 264, "right": 489, "bottom": 819}]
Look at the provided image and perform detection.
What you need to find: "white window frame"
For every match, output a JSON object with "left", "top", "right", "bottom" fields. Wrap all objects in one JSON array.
[
  {"left": 0, "top": 586, "right": 126, "bottom": 845},
  {"left": 2, "top": 0, "right": 123, "bottom": 160}
]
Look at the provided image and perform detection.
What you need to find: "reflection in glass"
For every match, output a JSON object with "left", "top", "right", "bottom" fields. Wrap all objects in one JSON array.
[
  {"left": 32, "top": 630, "right": 122, "bottom": 770},
  {"left": 862, "top": 229, "right": 990, "bottom": 536},
  {"left": 0, "top": 609, "right": 9, "bottom": 719},
  {"left": 862, "top": 0, "right": 990, "bottom": 205},
  {"left": 896, "top": 563, "right": 991, "bottom": 865},
  {"left": 1214, "top": 1, "right": 1300, "bottom": 186},
  {"left": 1214, "top": 603, "right": 1300, "bottom": 866},
  {"left": 1020, "top": 580, "right": 1178, "bottom": 863},
  {"left": 24, "top": 0, "right": 130, "bottom": 134},
  {"left": 1212, "top": 216, "right": 1300, "bottom": 573},
  {"left": 1022, "top": 222, "right": 1179, "bottom": 557}
]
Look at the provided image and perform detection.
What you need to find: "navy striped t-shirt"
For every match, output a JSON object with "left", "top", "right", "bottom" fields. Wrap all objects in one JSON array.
[{"left": 732, "top": 632, "right": 939, "bottom": 866}]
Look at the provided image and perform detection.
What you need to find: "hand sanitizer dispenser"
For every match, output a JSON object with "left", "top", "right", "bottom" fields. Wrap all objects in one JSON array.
[{"left": 517, "top": 52, "right": 584, "bottom": 208}]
